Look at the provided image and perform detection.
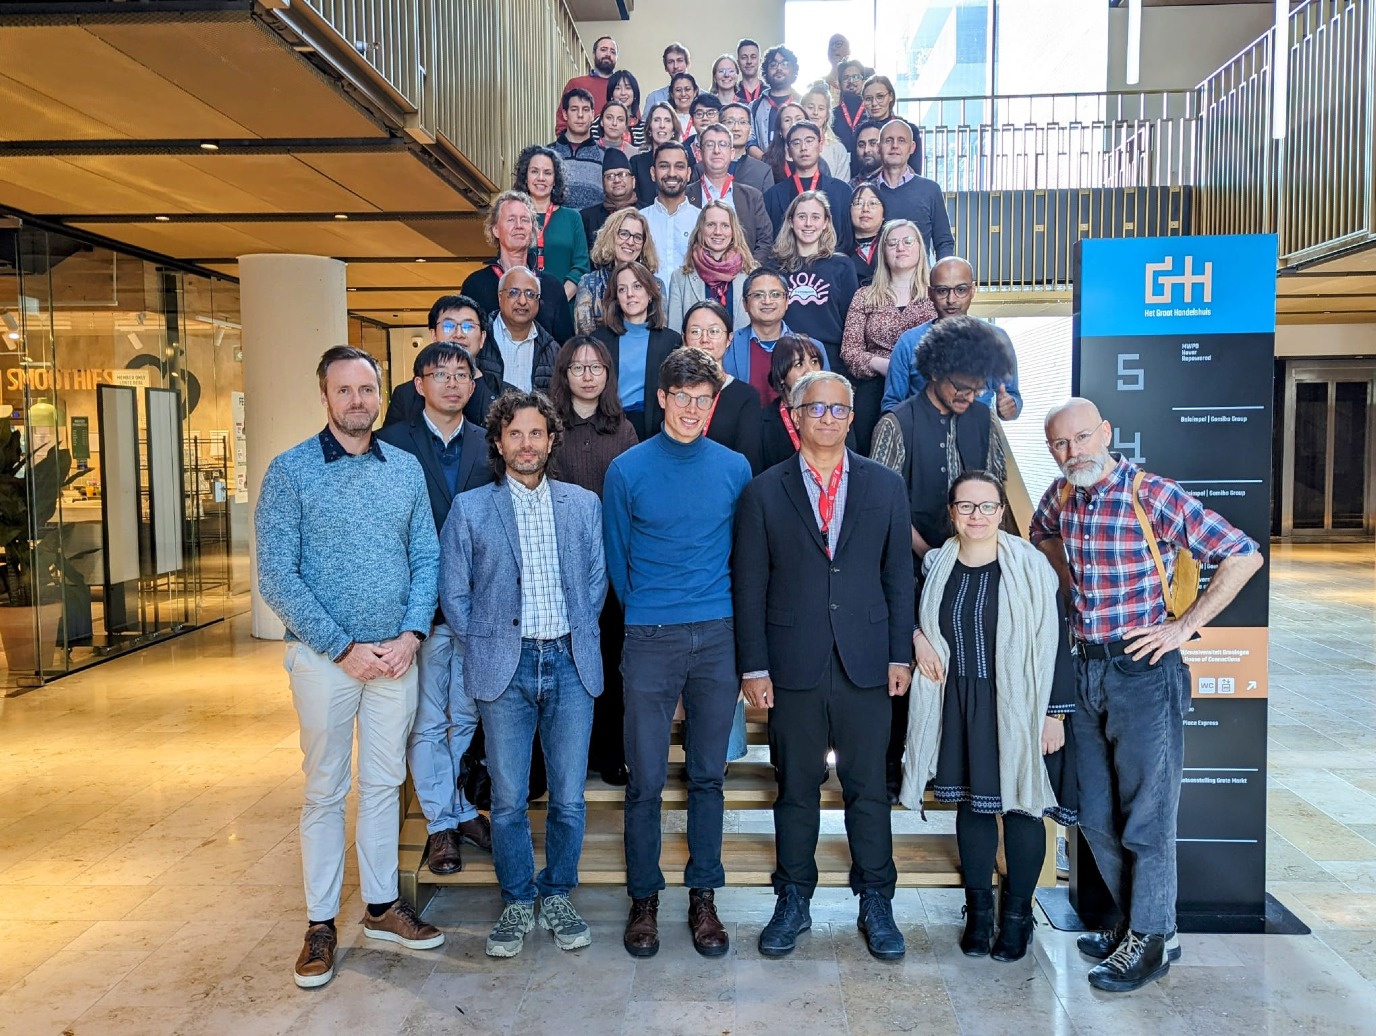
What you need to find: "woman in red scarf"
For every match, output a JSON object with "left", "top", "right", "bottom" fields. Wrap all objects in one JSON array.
[{"left": 666, "top": 201, "right": 759, "bottom": 331}]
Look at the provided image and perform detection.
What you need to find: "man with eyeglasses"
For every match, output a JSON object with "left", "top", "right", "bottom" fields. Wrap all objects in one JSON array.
[
  {"left": 832, "top": 59, "right": 869, "bottom": 154},
  {"left": 581, "top": 148, "right": 639, "bottom": 250},
  {"left": 384, "top": 294, "right": 498, "bottom": 429},
  {"left": 603, "top": 347, "right": 752, "bottom": 960},
  {"left": 377, "top": 342, "right": 496, "bottom": 878},
  {"left": 870, "top": 315, "right": 1015, "bottom": 800},
  {"left": 873, "top": 120, "right": 952, "bottom": 261},
  {"left": 687, "top": 124, "right": 773, "bottom": 262},
  {"left": 881, "top": 257, "right": 1022, "bottom": 417},
  {"left": 490, "top": 267, "right": 559, "bottom": 395},
  {"left": 732, "top": 369, "right": 913, "bottom": 961},
  {"left": 1029, "top": 397, "right": 1261, "bottom": 993},
  {"left": 461, "top": 190, "right": 575, "bottom": 345},
  {"left": 750, "top": 45, "right": 802, "bottom": 151},
  {"left": 719, "top": 102, "right": 775, "bottom": 196},
  {"left": 721, "top": 268, "right": 836, "bottom": 405}
]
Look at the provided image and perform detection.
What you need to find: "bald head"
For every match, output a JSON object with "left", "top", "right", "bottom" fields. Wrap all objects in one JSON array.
[
  {"left": 929, "top": 256, "right": 977, "bottom": 318},
  {"left": 1045, "top": 397, "right": 1112, "bottom": 487},
  {"left": 1044, "top": 397, "right": 1103, "bottom": 436}
]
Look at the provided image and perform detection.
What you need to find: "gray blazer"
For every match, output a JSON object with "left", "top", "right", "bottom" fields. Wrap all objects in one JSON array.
[
  {"left": 666, "top": 268, "right": 751, "bottom": 332},
  {"left": 439, "top": 477, "right": 607, "bottom": 702}
]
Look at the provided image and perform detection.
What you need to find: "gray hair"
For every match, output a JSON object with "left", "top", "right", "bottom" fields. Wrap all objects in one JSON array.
[
  {"left": 497, "top": 265, "right": 539, "bottom": 292},
  {"left": 790, "top": 369, "right": 853, "bottom": 408}
]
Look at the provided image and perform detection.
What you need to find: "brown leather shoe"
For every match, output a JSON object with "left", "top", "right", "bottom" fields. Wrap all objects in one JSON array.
[
  {"left": 294, "top": 922, "right": 337, "bottom": 989},
  {"left": 424, "top": 829, "right": 463, "bottom": 875},
  {"left": 457, "top": 813, "right": 493, "bottom": 852},
  {"left": 688, "top": 887, "right": 729, "bottom": 957},
  {"left": 624, "top": 893, "right": 660, "bottom": 958},
  {"left": 362, "top": 899, "right": 445, "bottom": 950}
]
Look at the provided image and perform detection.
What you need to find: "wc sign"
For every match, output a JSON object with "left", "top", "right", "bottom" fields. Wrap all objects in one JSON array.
[{"left": 1146, "top": 255, "right": 1213, "bottom": 305}]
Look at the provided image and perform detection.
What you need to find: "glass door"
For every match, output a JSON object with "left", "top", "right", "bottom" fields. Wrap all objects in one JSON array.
[{"left": 1281, "top": 361, "right": 1376, "bottom": 539}]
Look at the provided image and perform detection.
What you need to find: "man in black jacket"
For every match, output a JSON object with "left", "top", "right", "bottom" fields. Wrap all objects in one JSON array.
[
  {"left": 375, "top": 342, "right": 496, "bottom": 876},
  {"left": 732, "top": 369, "right": 913, "bottom": 962}
]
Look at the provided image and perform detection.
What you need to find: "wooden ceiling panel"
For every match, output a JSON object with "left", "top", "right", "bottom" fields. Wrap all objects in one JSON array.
[
  {"left": 0, "top": 73, "right": 124, "bottom": 141},
  {"left": 342, "top": 290, "right": 467, "bottom": 310},
  {"left": 67, "top": 221, "right": 283, "bottom": 257},
  {"left": 345, "top": 262, "right": 483, "bottom": 289},
  {"left": 1300, "top": 245, "right": 1376, "bottom": 275},
  {"left": 1277, "top": 295, "right": 1376, "bottom": 314},
  {"left": 299, "top": 153, "right": 476, "bottom": 212},
  {"left": 403, "top": 218, "right": 493, "bottom": 257},
  {"left": 0, "top": 158, "right": 166, "bottom": 214}
]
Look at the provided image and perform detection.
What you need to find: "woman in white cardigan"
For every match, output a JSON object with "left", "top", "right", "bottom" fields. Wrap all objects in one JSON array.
[
  {"left": 666, "top": 201, "right": 756, "bottom": 332},
  {"left": 904, "top": 471, "right": 1076, "bottom": 963}
]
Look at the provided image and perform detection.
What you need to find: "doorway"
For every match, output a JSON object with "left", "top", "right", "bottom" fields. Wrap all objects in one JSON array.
[{"left": 1280, "top": 360, "right": 1375, "bottom": 539}]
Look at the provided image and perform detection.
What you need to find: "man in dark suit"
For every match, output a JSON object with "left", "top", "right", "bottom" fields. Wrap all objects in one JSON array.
[
  {"left": 732, "top": 369, "right": 914, "bottom": 962},
  {"left": 687, "top": 123, "right": 774, "bottom": 263},
  {"left": 376, "top": 341, "right": 495, "bottom": 876}
]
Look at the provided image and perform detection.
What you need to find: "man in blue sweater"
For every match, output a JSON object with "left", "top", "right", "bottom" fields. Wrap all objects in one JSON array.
[
  {"left": 256, "top": 346, "right": 444, "bottom": 989},
  {"left": 603, "top": 347, "right": 753, "bottom": 960}
]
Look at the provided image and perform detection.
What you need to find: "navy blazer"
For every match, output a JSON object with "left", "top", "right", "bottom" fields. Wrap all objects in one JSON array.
[
  {"left": 439, "top": 478, "right": 607, "bottom": 702},
  {"left": 375, "top": 414, "right": 494, "bottom": 532},
  {"left": 731, "top": 451, "right": 914, "bottom": 690}
]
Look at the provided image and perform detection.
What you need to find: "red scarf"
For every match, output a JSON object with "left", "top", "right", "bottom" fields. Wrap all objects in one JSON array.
[
  {"left": 803, "top": 459, "right": 844, "bottom": 553},
  {"left": 692, "top": 247, "right": 743, "bottom": 309}
]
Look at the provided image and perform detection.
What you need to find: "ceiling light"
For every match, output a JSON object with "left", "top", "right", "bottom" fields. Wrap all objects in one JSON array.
[
  {"left": 5, "top": 332, "right": 19, "bottom": 342},
  {"left": 154, "top": 215, "right": 171, "bottom": 222},
  {"left": 334, "top": 213, "right": 349, "bottom": 220},
  {"left": 199, "top": 141, "right": 220, "bottom": 152},
  {"left": 415, "top": 258, "right": 426, "bottom": 263},
  {"left": 1125, "top": 0, "right": 1142, "bottom": 86}
]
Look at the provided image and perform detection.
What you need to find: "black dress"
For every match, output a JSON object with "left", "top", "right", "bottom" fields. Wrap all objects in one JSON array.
[{"left": 932, "top": 559, "right": 1077, "bottom": 825}]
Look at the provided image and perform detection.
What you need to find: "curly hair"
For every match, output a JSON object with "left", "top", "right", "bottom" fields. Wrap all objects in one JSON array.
[
  {"left": 589, "top": 208, "right": 659, "bottom": 273},
  {"left": 483, "top": 190, "right": 536, "bottom": 248},
  {"left": 484, "top": 390, "right": 563, "bottom": 478},
  {"left": 915, "top": 315, "right": 1014, "bottom": 387},
  {"left": 513, "top": 145, "right": 567, "bottom": 206}
]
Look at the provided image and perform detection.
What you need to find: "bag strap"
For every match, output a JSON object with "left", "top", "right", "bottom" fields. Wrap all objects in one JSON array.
[{"left": 1130, "top": 470, "right": 1174, "bottom": 603}]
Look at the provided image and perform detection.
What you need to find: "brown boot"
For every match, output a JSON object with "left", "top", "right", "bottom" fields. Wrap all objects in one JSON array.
[
  {"left": 424, "top": 829, "right": 463, "bottom": 875},
  {"left": 688, "top": 887, "right": 729, "bottom": 957},
  {"left": 624, "top": 893, "right": 660, "bottom": 958}
]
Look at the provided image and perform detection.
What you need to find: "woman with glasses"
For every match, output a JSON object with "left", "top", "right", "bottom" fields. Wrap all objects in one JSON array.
[
  {"left": 632, "top": 102, "right": 696, "bottom": 206},
  {"left": 679, "top": 300, "right": 763, "bottom": 474},
  {"left": 597, "top": 70, "right": 646, "bottom": 150},
  {"left": 667, "top": 201, "right": 758, "bottom": 332},
  {"left": 773, "top": 190, "right": 859, "bottom": 376},
  {"left": 548, "top": 335, "right": 639, "bottom": 786},
  {"left": 591, "top": 260, "right": 682, "bottom": 440},
  {"left": 514, "top": 144, "right": 590, "bottom": 304},
  {"left": 575, "top": 209, "right": 662, "bottom": 335},
  {"left": 800, "top": 84, "right": 850, "bottom": 183},
  {"left": 904, "top": 470, "right": 1076, "bottom": 963},
  {"left": 848, "top": 184, "right": 887, "bottom": 287},
  {"left": 860, "top": 75, "right": 922, "bottom": 174},
  {"left": 759, "top": 333, "right": 858, "bottom": 469},
  {"left": 841, "top": 219, "right": 938, "bottom": 453}
]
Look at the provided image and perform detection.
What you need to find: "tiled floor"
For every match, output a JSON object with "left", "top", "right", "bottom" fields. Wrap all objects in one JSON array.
[{"left": 1, "top": 543, "right": 1375, "bottom": 1034}]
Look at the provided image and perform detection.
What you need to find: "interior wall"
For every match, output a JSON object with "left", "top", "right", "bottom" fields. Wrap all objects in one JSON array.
[
  {"left": 1107, "top": 4, "right": 1274, "bottom": 92},
  {"left": 1276, "top": 322, "right": 1376, "bottom": 358},
  {"left": 577, "top": 0, "right": 785, "bottom": 99}
]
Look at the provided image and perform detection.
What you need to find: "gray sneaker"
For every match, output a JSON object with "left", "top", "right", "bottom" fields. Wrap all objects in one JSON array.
[
  {"left": 486, "top": 902, "right": 536, "bottom": 958},
  {"left": 539, "top": 894, "right": 593, "bottom": 950}
]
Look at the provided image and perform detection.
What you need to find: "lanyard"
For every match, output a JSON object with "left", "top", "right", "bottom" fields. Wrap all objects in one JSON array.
[
  {"left": 739, "top": 80, "right": 762, "bottom": 104},
  {"left": 490, "top": 261, "right": 505, "bottom": 278},
  {"left": 702, "top": 175, "right": 733, "bottom": 204},
  {"left": 854, "top": 238, "right": 878, "bottom": 264},
  {"left": 535, "top": 204, "right": 557, "bottom": 271},
  {"left": 791, "top": 171, "right": 820, "bottom": 195},
  {"left": 781, "top": 400, "right": 801, "bottom": 451},
  {"left": 701, "top": 392, "right": 723, "bottom": 436},
  {"left": 804, "top": 458, "right": 844, "bottom": 552},
  {"left": 840, "top": 100, "right": 864, "bottom": 133}
]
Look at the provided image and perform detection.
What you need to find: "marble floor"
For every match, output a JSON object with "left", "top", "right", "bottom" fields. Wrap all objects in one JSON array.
[{"left": 1, "top": 543, "right": 1375, "bottom": 1035}]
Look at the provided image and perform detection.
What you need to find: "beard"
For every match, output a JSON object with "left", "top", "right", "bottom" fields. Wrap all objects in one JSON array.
[
  {"left": 1062, "top": 452, "right": 1109, "bottom": 487},
  {"left": 853, "top": 153, "right": 881, "bottom": 177},
  {"left": 333, "top": 406, "right": 377, "bottom": 435},
  {"left": 595, "top": 55, "right": 616, "bottom": 75},
  {"left": 505, "top": 449, "right": 549, "bottom": 478}
]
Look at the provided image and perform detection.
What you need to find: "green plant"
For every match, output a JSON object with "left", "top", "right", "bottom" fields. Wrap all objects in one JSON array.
[{"left": 0, "top": 420, "right": 85, "bottom": 608}]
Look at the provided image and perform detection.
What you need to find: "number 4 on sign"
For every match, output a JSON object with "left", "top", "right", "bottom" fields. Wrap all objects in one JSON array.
[{"left": 1114, "top": 428, "right": 1144, "bottom": 464}]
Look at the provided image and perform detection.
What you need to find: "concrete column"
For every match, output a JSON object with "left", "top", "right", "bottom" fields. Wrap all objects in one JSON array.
[{"left": 238, "top": 254, "right": 349, "bottom": 640}]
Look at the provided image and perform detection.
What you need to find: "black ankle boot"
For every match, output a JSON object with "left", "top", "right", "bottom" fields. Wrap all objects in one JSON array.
[
  {"left": 990, "top": 892, "right": 1034, "bottom": 962},
  {"left": 959, "top": 888, "right": 996, "bottom": 956}
]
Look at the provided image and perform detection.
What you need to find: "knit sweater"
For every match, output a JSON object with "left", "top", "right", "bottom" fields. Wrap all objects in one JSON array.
[
  {"left": 875, "top": 176, "right": 954, "bottom": 260},
  {"left": 549, "top": 413, "right": 639, "bottom": 499},
  {"left": 255, "top": 430, "right": 439, "bottom": 660},
  {"left": 551, "top": 134, "right": 607, "bottom": 211},
  {"left": 603, "top": 431, "right": 751, "bottom": 625}
]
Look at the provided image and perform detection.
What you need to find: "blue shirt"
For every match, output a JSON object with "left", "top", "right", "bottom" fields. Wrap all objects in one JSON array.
[
  {"left": 721, "top": 321, "right": 837, "bottom": 386},
  {"left": 618, "top": 321, "right": 651, "bottom": 410},
  {"left": 881, "top": 320, "right": 1023, "bottom": 416}
]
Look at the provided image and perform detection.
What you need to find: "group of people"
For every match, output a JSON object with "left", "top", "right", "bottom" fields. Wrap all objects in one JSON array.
[{"left": 253, "top": 29, "right": 1264, "bottom": 1002}]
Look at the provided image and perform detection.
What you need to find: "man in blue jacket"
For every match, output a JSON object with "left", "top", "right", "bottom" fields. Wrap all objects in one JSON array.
[
  {"left": 256, "top": 346, "right": 444, "bottom": 990},
  {"left": 440, "top": 390, "right": 607, "bottom": 959}
]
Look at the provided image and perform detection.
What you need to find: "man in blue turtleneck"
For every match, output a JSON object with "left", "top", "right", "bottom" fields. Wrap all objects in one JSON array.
[{"left": 603, "top": 346, "right": 752, "bottom": 962}]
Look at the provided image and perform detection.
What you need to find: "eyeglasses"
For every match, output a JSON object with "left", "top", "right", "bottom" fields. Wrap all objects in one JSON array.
[
  {"left": 569, "top": 362, "right": 606, "bottom": 377},
  {"left": 841, "top": 72, "right": 865, "bottom": 84},
  {"left": 1048, "top": 428, "right": 1100, "bottom": 455},
  {"left": 931, "top": 283, "right": 973, "bottom": 299},
  {"left": 795, "top": 402, "right": 854, "bottom": 420},
  {"left": 952, "top": 501, "right": 1003, "bottom": 516},
  {"left": 615, "top": 228, "right": 645, "bottom": 244},
  {"left": 504, "top": 287, "right": 541, "bottom": 301},
  {"left": 667, "top": 390, "right": 716, "bottom": 410},
  {"left": 746, "top": 289, "right": 787, "bottom": 302},
  {"left": 425, "top": 370, "right": 473, "bottom": 385},
  {"left": 437, "top": 319, "right": 478, "bottom": 336},
  {"left": 885, "top": 234, "right": 919, "bottom": 248},
  {"left": 767, "top": 57, "right": 793, "bottom": 69},
  {"left": 943, "top": 379, "right": 984, "bottom": 400},
  {"left": 701, "top": 140, "right": 733, "bottom": 152},
  {"left": 721, "top": 116, "right": 749, "bottom": 127},
  {"left": 686, "top": 326, "right": 727, "bottom": 341}
]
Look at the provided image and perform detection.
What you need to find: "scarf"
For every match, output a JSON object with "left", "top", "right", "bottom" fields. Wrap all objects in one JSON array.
[
  {"left": 900, "top": 532, "right": 1062, "bottom": 820},
  {"left": 693, "top": 248, "right": 743, "bottom": 307}
]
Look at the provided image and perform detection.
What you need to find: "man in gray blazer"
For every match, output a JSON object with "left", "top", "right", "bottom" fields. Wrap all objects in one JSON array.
[
  {"left": 688, "top": 123, "right": 774, "bottom": 263},
  {"left": 440, "top": 390, "right": 607, "bottom": 959}
]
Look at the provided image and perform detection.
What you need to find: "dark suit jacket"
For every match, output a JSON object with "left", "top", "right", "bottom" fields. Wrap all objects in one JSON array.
[
  {"left": 382, "top": 379, "right": 496, "bottom": 430},
  {"left": 591, "top": 325, "right": 682, "bottom": 441},
  {"left": 732, "top": 451, "right": 914, "bottom": 690},
  {"left": 376, "top": 414, "right": 494, "bottom": 532},
  {"left": 686, "top": 180, "right": 774, "bottom": 263}
]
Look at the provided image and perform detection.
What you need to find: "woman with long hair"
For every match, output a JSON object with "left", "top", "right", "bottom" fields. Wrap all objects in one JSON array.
[
  {"left": 666, "top": 201, "right": 758, "bottom": 332},
  {"left": 590, "top": 260, "right": 682, "bottom": 440},
  {"left": 575, "top": 209, "right": 661, "bottom": 335},
  {"left": 668, "top": 71, "right": 700, "bottom": 140},
  {"left": 546, "top": 335, "right": 639, "bottom": 786},
  {"left": 841, "top": 218, "right": 938, "bottom": 451},
  {"left": 597, "top": 70, "right": 645, "bottom": 149},
  {"left": 905, "top": 470, "right": 1076, "bottom": 963},
  {"left": 772, "top": 190, "right": 859, "bottom": 375},
  {"left": 848, "top": 183, "right": 887, "bottom": 287},
  {"left": 709, "top": 55, "right": 741, "bottom": 107},
  {"left": 801, "top": 84, "right": 850, "bottom": 183},
  {"left": 632, "top": 102, "right": 695, "bottom": 206},
  {"left": 513, "top": 144, "right": 590, "bottom": 303}
]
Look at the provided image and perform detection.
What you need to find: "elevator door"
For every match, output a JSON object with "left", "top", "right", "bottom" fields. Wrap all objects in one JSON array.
[{"left": 1281, "top": 362, "right": 1376, "bottom": 539}]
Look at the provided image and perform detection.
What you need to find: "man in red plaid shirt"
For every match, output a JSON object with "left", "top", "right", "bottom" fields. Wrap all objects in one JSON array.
[{"left": 1029, "top": 397, "right": 1262, "bottom": 994}]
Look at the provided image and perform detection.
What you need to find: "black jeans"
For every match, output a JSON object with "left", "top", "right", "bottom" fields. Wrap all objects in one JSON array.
[
  {"left": 589, "top": 592, "right": 626, "bottom": 774},
  {"left": 770, "top": 647, "right": 897, "bottom": 899},
  {"left": 621, "top": 618, "right": 737, "bottom": 899}
]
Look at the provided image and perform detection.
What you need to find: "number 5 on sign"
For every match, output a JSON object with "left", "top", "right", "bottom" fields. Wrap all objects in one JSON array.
[
  {"left": 1114, "top": 428, "right": 1144, "bottom": 464},
  {"left": 1117, "top": 353, "right": 1144, "bottom": 391}
]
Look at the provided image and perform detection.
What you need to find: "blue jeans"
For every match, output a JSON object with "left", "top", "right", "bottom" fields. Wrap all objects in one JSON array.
[
  {"left": 726, "top": 697, "right": 748, "bottom": 761},
  {"left": 407, "top": 624, "right": 481, "bottom": 834},
  {"left": 1072, "top": 648, "right": 1191, "bottom": 936},
  {"left": 476, "top": 637, "right": 594, "bottom": 905},
  {"left": 621, "top": 618, "right": 737, "bottom": 899}
]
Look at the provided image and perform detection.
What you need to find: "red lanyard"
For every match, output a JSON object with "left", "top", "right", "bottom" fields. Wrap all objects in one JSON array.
[
  {"left": 791, "top": 172, "right": 820, "bottom": 195},
  {"left": 679, "top": 116, "right": 693, "bottom": 140},
  {"left": 535, "top": 204, "right": 557, "bottom": 271},
  {"left": 781, "top": 400, "right": 801, "bottom": 450},
  {"left": 855, "top": 238, "right": 878, "bottom": 264},
  {"left": 804, "top": 459, "right": 844, "bottom": 552},
  {"left": 702, "top": 393, "right": 723, "bottom": 436},
  {"left": 840, "top": 101, "right": 864, "bottom": 133},
  {"left": 490, "top": 261, "right": 505, "bottom": 278},
  {"left": 739, "top": 80, "right": 762, "bottom": 104},
  {"left": 702, "top": 174, "right": 733, "bottom": 203}
]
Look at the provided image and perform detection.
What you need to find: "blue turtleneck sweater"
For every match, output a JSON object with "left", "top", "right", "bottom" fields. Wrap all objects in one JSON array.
[{"left": 603, "top": 430, "right": 752, "bottom": 625}]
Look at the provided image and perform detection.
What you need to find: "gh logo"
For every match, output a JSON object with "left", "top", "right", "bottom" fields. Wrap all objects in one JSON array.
[{"left": 1144, "top": 255, "right": 1213, "bottom": 304}]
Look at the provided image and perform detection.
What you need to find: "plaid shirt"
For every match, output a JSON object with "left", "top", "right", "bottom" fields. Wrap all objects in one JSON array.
[
  {"left": 1028, "top": 457, "right": 1259, "bottom": 644},
  {"left": 507, "top": 476, "right": 569, "bottom": 640}
]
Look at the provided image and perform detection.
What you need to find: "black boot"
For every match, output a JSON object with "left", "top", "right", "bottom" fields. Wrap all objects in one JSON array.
[
  {"left": 959, "top": 888, "right": 996, "bottom": 957},
  {"left": 990, "top": 892, "right": 1034, "bottom": 962},
  {"left": 1087, "top": 930, "right": 1169, "bottom": 992}
]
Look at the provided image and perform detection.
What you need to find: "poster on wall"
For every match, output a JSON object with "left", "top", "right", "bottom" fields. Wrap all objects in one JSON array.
[
  {"left": 1074, "top": 233, "right": 1277, "bottom": 929},
  {"left": 231, "top": 391, "right": 247, "bottom": 503}
]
